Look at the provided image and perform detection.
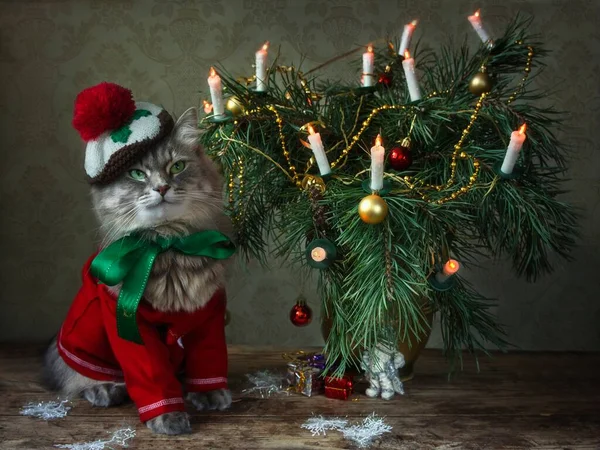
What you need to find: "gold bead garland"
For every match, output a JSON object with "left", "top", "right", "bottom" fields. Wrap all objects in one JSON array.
[
  {"left": 330, "top": 104, "right": 410, "bottom": 169},
  {"left": 507, "top": 45, "right": 534, "bottom": 104},
  {"left": 227, "top": 158, "right": 245, "bottom": 224},
  {"left": 266, "top": 104, "right": 301, "bottom": 186}
]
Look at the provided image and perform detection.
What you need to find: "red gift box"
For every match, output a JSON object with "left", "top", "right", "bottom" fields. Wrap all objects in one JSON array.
[{"left": 324, "top": 375, "right": 353, "bottom": 400}]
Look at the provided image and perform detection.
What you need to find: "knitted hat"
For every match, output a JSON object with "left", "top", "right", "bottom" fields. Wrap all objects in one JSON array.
[{"left": 72, "top": 82, "right": 174, "bottom": 184}]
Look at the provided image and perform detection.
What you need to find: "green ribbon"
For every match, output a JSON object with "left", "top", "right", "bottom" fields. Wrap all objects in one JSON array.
[{"left": 90, "top": 230, "right": 236, "bottom": 344}]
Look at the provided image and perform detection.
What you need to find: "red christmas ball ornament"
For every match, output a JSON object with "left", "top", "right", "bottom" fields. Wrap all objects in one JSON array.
[
  {"left": 389, "top": 140, "right": 413, "bottom": 171},
  {"left": 290, "top": 297, "right": 313, "bottom": 327},
  {"left": 72, "top": 82, "right": 136, "bottom": 142},
  {"left": 378, "top": 72, "right": 392, "bottom": 87}
]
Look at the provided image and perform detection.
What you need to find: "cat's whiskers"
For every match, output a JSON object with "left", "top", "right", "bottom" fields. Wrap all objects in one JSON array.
[{"left": 101, "top": 205, "right": 141, "bottom": 247}]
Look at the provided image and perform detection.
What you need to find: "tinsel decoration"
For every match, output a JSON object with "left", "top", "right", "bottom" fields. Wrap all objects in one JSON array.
[
  {"left": 241, "top": 370, "right": 290, "bottom": 398},
  {"left": 20, "top": 399, "right": 71, "bottom": 420},
  {"left": 301, "top": 413, "right": 393, "bottom": 448},
  {"left": 54, "top": 427, "right": 136, "bottom": 450},
  {"left": 341, "top": 414, "right": 393, "bottom": 448},
  {"left": 301, "top": 415, "right": 349, "bottom": 436}
]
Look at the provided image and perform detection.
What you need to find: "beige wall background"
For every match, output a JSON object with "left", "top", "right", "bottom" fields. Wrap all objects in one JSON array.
[{"left": 0, "top": 0, "right": 598, "bottom": 351}]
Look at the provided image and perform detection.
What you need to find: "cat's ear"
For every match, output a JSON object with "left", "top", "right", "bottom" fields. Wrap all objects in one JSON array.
[{"left": 173, "top": 107, "right": 200, "bottom": 148}]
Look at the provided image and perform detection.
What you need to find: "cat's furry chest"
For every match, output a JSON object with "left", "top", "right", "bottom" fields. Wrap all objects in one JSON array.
[{"left": 108, "top": 252, "right": 226, "bottom": 313}]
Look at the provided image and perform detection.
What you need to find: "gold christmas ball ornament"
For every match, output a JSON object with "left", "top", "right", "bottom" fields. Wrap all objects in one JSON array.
[
  {"left": 469, "top": 71, "right": 492, "bottom": 95},
  {"left": 301, "top": 174, "right": 326, "bottom": 193},
  {"left": 358, "top": 194, "right": 389, "bottom": 224},
  {"left": 226, "top": 96, "right": 245, "bottom": 116}
]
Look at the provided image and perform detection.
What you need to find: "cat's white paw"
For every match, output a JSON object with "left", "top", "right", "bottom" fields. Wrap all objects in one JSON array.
[{"left": 187, "top": 389, "right": 232, "bottom": 411}]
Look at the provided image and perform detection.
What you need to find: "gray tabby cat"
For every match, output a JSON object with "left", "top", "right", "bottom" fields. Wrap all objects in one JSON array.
[{"left": 43, "top": 107, "right": 233, "bottom": 435}]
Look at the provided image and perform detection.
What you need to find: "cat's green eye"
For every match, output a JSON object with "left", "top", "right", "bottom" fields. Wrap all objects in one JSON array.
[
  {"left": 170, "top": 161, "right": 186, "bottom": 174},
  {"left": 129, "top": 169, "right": 146, "bottom": 181}
]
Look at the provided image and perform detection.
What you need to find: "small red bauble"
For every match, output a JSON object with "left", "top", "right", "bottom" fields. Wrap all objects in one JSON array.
[
  {"left": 389, "top": 146, "right": 413, "bottom": 171},
  {"left": 378, "top": 73, "right": 392, "bottom": 87},
  {"left": 290, "top": 298, "right": 312, "bottom": 327}
]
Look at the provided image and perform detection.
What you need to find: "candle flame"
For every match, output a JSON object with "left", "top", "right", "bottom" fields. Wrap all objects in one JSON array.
[
  {"left": 375, "top": 134, "right": 382, "bottom": 147},
  {"left": 209, "top": 67, "right": 216, "bottom": 77},
  {"left": 444, "top": 259, "right": 460, "bottom": 275},
  {"left": 518, "top": 123, "right": 527, "bottom": 135},
  {"left": 367, "top": 44, "right": 373, "bottom": 53},
  {"left": 404, "top": 50, "right": 411, "bottom": 59},
  {"left": 202, "top": 100, "right": 213, "bottom": 114},
  {"left": 261, "top": 41, "right": 269, "bottom": 51},
  {"left": 410, "top": 19, "right": 418, "bottom": 27},
  {"left": 474, "top": 9, "right": 481, "bottom": 17},
  {"left": 307, "top": 124, "right": 316, "bottom": 135}
]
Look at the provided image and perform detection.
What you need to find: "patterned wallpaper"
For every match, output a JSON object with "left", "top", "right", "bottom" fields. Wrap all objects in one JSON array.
[{"left": 0, "top": 0, "right": 598, "bottom": 351}]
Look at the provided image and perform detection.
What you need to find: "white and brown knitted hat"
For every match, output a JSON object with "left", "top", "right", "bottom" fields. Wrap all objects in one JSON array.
[{"left": 72, "top": 82, "right": 174, "bottom": 184}]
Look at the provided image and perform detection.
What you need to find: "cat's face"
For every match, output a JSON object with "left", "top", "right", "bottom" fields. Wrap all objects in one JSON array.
[{"left": 91, "top": 107, "right": 224, "bottom": 244}]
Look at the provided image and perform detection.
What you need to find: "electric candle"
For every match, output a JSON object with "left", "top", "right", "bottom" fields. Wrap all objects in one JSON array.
[
  {"left": 202, "top": 100, "right": 212, "bottom": 114},
  {"left": 310, "top": 247, "right": 327, "bottom": 263},
  {"left": 370, "top": 134, "right": 385, "bottom": 191},
  {"left": 255, "top": 42, "right": 269, "bottom": 92},
  {"left": 399, "top": 20, "right": 418, "bottom": 56},
  {"left": 307, "top": 125, "right": 331, "bottom": 176},
  {"left": 500, "top": 124, "right": 527, "bottom": 175},
  {"left": 402, "top": 51, "right": 421, "bottom": 101},
  {"left": 362, "top": 45, "right": 375, "bottom": 87},
  {"left": 435, "top": 259, "right": 461, "bottom": 283},
  {"left": 207, "top": 68, "right": 224, "bottom": 118},
  {"left": 468, "top": 10, "right": 492, "bottom": 45}
]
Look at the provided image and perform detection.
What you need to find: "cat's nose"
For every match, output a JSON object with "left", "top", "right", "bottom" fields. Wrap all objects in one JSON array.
[{"left": 154, "top": 185, "right": 171, "bottom": 197}]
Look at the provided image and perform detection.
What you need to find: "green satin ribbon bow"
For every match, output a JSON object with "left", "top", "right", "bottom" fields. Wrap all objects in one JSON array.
[{"left": 90, "top": 230, "right": 236, "bottom": 344}]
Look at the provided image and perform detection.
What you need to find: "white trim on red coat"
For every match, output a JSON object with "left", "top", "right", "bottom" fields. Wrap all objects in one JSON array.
[
  {"left": 58, "top": 329, "right": 124, "bottom": 377},
  {"left": 138, "top": 397, "right": 185, "bottom": 415}
]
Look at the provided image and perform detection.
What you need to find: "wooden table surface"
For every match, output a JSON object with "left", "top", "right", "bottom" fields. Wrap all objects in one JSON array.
[{"left": 0, "top": 344, "right": 599, "bottom": 450}]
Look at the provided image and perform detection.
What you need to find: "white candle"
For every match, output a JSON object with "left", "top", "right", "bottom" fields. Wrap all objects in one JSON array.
[
  {"left": 399, "top": 20, "right": 418, "bottom": 56},
  {"left": 307, "top": 125, "right": 331, "bottom": 176},
  {"left": 435, "top": 259, "right": 460, "bottom": 283},
  {"left": 501, "top": 124, "right": 527, "bottom": 175},
  {"left": 468, "top": 10, "right": 492, "bottom": 45},
  {"left": 402, "top": 51, "right": 421, "bottom": 101},
  {"left": 207, "top": 67, "right": 224, "bottom": 118},
  {"left": 255, "top": 42, "right": 269, "bottom": 92},
  {"left": 370, "top": 134, "right": 385, "bottom": 191},
  {"left": 362, "top": 45, "right": 375, "bottom": 87}
]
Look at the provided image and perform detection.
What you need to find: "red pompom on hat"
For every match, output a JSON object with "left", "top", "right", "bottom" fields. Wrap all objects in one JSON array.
[{"left": 72, "top": 82, "right": 136, "bottom": 142}]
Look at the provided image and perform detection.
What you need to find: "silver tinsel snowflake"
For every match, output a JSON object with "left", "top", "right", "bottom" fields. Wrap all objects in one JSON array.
[
  {"left": 301, "top": 415, "right": 348, "bottom": 436},
  {"left": 20, "top": 399, "right": 71, "bottom": 420},
  {"left": 301, "top": 413, "right": 392, "bottom": 448},
  {"left": 241, "top": 370, "right": 290, "bottom": 398},
  {"left": 54, "top": 427, "right": 136, "bottom": 450},
  {"left": 341, "top": 413, "right": 393, "bottom": 448}
]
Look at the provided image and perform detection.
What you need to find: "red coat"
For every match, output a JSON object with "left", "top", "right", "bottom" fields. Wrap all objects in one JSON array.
[{"left": 57, "top": 255, "right": 228, "bottom": 422}]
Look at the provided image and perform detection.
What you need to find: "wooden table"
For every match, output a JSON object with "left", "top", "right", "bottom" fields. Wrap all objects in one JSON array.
[{"left": 0, "top": 345, "right": 599, "bottom": 449}]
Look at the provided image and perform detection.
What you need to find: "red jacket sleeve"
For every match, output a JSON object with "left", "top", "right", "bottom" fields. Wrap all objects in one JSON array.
[
  {"left": 100, "top": 289, "right": 186, "bottom": 422},
  {"left": 183, "top": 289, "right": 228, "bottom": 392}
]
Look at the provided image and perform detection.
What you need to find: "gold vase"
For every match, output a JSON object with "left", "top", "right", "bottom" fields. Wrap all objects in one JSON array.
[{"left": 320, "top": 300, "right": 434, "bottom": 381}]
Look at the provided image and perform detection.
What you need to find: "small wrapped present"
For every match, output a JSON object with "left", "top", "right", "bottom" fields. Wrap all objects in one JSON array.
[
  {"left": 324, "top": 375, "right": 354, "bottom": 400},
  {"left": 284, "top": 351, "right": 326, "bottom": 397},
  {"left": 286, "top": 362, "right": 324, "bottom": 397}
]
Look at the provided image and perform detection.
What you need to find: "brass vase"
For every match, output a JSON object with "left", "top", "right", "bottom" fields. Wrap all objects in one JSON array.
[{"left": 320, "top": 300, "right": 434, "bottom": 381}]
